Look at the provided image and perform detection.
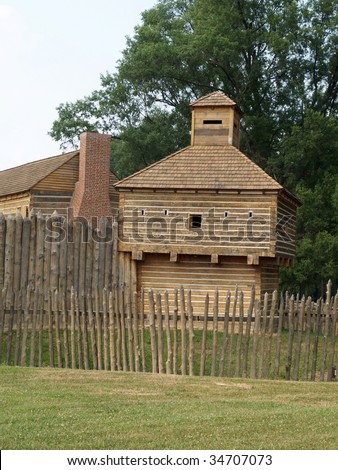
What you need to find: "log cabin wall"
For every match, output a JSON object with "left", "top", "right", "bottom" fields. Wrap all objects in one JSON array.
[
  {"left": 137, "top": 253, "right": 260, "bottom": 315},
  {"left": 118, "top": 190, "right": 277, "bottom": 258},
  {"left": 0, "top": 193, "right": 31, "bottom": 216},
  {"left": 276, "top": 192, "right": 298, "bottom": 259},
  {"left": 260, "top": 262, "right": 280, "bottom": 298}
]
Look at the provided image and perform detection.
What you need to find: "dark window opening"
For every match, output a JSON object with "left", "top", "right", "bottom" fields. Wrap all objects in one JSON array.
[
  {"left": 203, "top": 120, "right": 222, "bottom": 125},
  {"left": 224, "top": 211, "right": 229, "bottom": 218},
  {"left": 164, "top": 209, "right": 169, "bottom": 216},
  {"left": 248, "top": 211, "right": 253, "bottom": 218},
  {"left": 189, "top": 214, "right": 202, "bottom": 229},
  {"left": 140, "top": 209, "right": 145, "bottom": 216}
]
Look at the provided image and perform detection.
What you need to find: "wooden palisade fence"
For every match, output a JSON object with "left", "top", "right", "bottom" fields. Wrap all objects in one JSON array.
[{"left": 0, "top": 283, "right": 337, "bottom": 382}]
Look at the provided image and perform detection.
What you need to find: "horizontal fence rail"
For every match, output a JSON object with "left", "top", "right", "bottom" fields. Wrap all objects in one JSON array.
[{"left": 0, "top": 284, "right": 337, "bottom": 382}]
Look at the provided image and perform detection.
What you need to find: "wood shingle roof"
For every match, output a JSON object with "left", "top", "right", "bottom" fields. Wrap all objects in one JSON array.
[
  {"left": 0, "top": 150, "right": 79, "bottom": 197},
  {"left": 114, "top": 145, "right": 283, "bottom": 191},
  {"left": 190, "top": 91, "right": 237, "bottom": 107}
]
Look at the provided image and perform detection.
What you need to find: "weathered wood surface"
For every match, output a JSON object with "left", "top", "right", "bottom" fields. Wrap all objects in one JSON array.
[{"left": 0, "top": 283, "right": 336, "bottom": 384}]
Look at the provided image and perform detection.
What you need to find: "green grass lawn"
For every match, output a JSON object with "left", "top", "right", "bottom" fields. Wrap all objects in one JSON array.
[{"left": 0, "top": 366, "right": 337, "bottom": 450}]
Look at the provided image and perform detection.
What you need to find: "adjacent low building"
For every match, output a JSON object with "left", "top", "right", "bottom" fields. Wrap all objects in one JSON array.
[{"left": 0, "top": 132, "right": 119, "bottom": 219}]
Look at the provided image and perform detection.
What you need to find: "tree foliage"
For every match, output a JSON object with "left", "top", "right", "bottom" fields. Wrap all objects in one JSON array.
[{"left": 50, "top": 0, "right": 338, "bottom": 296}]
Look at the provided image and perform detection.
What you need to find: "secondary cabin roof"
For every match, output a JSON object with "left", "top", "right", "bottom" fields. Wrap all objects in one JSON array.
[
  {"left": 0, "top": 151, "right": 79, "bottom": 197},
  {"left": 114, "top": 145, "right": 283, "bottom": 191}
]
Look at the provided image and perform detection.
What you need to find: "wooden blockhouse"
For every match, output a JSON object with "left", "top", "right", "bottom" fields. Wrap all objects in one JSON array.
[{"left": 115, "top": 92, "right": 300, "bottom": 312}]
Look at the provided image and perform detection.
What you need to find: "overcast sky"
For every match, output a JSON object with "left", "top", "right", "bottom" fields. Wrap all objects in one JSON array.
[{"left": 0, "top": 0, "right": 157, "bottom": 171}]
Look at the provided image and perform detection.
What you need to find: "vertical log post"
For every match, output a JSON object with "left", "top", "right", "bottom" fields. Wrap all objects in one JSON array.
[
  {"left": 180, "top": 286, "right": 187, "bottom": 376},
  {"left": 109, "top": 290, "right": 116, "bottom": 372},
  {"left": 173, "top": 288, "right": 179, "bottom": 375},
  {"left": 242, "top": 286, "right": 255, "bottom": 378},
  {"left": 211, "top": 288, "right": 219, "bottom": 376},
  {"left": 156, "top": 292, "right": 165, "bottom": 374},
  {"left": 285, "top": 295, "right": 295, "bottom": 380},
  {"left": 187, "top": 289, "right": 195, "bottom": 376},
  {"left": 264, "top": 289, "right": 277, "bottom": 379},
  {"left": 250, "top": 300, "right": 261, "bottom": 379},
  {"left": 258, "top": 292, "right": 269, "bottom": 379},
  {"left": 148, "top": 289, "right": 158, "bottom": 374},
  {"left": 226, "top": 286, "right": 238, "bottom": 377},
  {"left": 218, "top": 291, "right": 231, "bottom": 377},
  {"left": 293, "top": 295, "right": 305, "bottom": 381},
  {"left": 164, "top": 290, "right": 172, "bottom": 375},
  {"left": 140, "top": 288, "right": 146, "bottom": 372},
  {"left": 200, "top": 293, "right": 209, "bottom": 377}
]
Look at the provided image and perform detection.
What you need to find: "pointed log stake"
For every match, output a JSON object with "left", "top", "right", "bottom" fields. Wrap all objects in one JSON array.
[
  {"left": 285, "top": 295, "right": 295, "bottom": 380},
  {"left": 75, "top": 290, "right": 83, "bottom": 369},
  {"left": 311, "top": 299, "right": 322, "bottom": 381},
  {"left": 38, "top": 290, "right": 44, "bottom": 368},
  {"left": 211, "top": 288, "right": 219, "bottom": 376},
  {"left": 109, "top": 290, "right": 116, "bottom": 372},
  {"left": 226, "top": 286, "right": 238, "bottom": 377},
  {"left": 327, "top": 293, "right": 338, "bottom": 381},
  {"left": 173, "top": 288, "right": 179, "bottom": 375},
  {"left": 293, "top": 295, "right": 305, "bottom": 381},
  {"left": 62, "top": 292, "right": 69, "bottom": 369},
  {"left": 14, "top": 291, "right": 23, "bottom": 366},
  {"left": 179, "top": 285, "right": 187, "bottom": 376},
  {"left": 164, "top": 290, "right": 172, "bottom": 374},
  {"left": 264, "top": 289, "right": 277, "bottom": 379},
  {"left": 132, "top": 291, "right": 140, "bottom": 373},
  {"left": 250, "top": 300, "right": 261, "bottom": 379},
  {"left": 218, "top": 291, "right": 231, "bottom": 377},
  {"left": 0, "top": 287, "right": 7, "bottom": 364},
  {"left": 102, "top": 288, "right": 109, "bottom": 371},
  {"left": 303, "top": 296, "right": 312, "bottom": 381},
  {"left": 94, "top": 286, "right": 103, "bottom": 370},
  {"left": 200, "top": 293, "right": 209, "bottom": 376},
  {"left": 6, "top": 292, "right": 15, "bottom": 365},
  {"left": 70, "top": 287, "right": 76, "bottom": 369},
  {"left": 320, "top": 284, "right": 331, "bottom": 381},
  {"left": 258, "top": 292, "right": 269, "bottom": 379},
  {"left": 82, "top": 291, "right": 90, "bottom": 370},
  {"left": 242, "top": 286, "right": 255, "bottom": 378},
  {"left": 234, "top": 291, "right": 244, "bottom": 377},
  {"left": 156, "top": 292, "right": 165, "bottom": 374},
  {"left": 148, "top": 289, "right": 158, "bottom": 373},
  {"left": 187, "top": 289, "right": 195, "bottom": 376},
  {"left": 273, "top": 292, "right": 284, "bottom": 379},
  {"left": 29, "top": 290, "right": 39, "bottom": 367},
  {"left": 140, "top": 288, "right": 146, "bottom": 372},
  {"left": 47, "top": 290, "right": 54, "bottom": 368},
  {"left": 87, "top": 291, "right": 97, "bottom": 370},
  {"left": 54, "top": 289, "right": 63, "bottom": 368}
]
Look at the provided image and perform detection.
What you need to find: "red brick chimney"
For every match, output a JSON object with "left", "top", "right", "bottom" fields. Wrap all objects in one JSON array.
[{"left": 71, "top": 132, "right": 112, "bottom": 221}]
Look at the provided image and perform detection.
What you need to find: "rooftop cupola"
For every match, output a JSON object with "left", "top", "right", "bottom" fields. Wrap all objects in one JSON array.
[{"left": 190, "top": 91, "right": 242, "bottom": 148}]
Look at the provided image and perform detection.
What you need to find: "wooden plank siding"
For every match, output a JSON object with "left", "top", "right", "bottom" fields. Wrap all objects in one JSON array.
[
  {"left": 260, "top": 263, "right": 280, "bottom": 298},
  {"left": 119, "top": 191, "right": 276, "bottom": 257},
  {"left": 30, "top": 192, "right": 73, "bottom": 217},
  {"left": 33, "top": 155, "right": 80, "bottom": 192},
  {"left": 138, "top": 253, "right": 260, "bottom": 315},
  {"left": 192, "top": 108, "right": 231, "bottom": 146},
  {"left": 276, "top": 193, "right": 298, "bottom": 259},
  {"left": 0, "top": 194, "right": 31, "bottom": 216}
]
